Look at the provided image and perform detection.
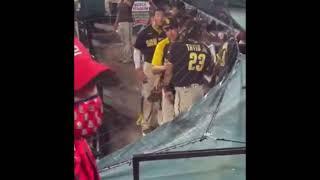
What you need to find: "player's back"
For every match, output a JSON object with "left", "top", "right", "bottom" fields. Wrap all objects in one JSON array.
[{"left": 168, "top": 39, "right": 212, "bottom": 87}]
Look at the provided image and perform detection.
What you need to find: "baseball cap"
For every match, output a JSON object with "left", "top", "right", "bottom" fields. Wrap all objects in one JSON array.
[
  {"left": 74, "top": 37, "right": 111, "bottom": 92},
  {"left": 162, "top": 17, "right": 179, "bottom": 31}
]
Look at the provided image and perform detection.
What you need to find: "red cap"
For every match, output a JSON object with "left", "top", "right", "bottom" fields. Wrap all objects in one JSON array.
[{"left": 74, "top": 37, "right": 110, "bottom": 91}]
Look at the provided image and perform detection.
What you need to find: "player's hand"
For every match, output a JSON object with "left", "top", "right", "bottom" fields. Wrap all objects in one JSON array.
[
  {"left": 154, "top": 77, "right": 163, "bottom": 89},
  {"left": 113, "top": 23, "right": 118, "bottom": 31},
  {"left": 164, "top": 91, "right": 174, "bottom": 104},
  {"left": 164, "top": 62, "right": 173, "bottom": 71},
  {"left": 158, "top": 65, "right": 167, "bottom": 72},
  {"left": 162, "top": 62, "right": 173, "bottom": 86},
  {"left": 218, "top": 32, "right": 226, "bottom": 41},
  {"left": 136, "top": 69, "right": 147, "bottom": 83}
]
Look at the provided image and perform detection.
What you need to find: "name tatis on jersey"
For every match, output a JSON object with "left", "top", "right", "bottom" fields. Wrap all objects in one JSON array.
[
  {"left": 186, "top": 44, "right": 201, "bottom": 52},
  {"left": 146, "top": 38, "right": 158, "bottom": 47}
]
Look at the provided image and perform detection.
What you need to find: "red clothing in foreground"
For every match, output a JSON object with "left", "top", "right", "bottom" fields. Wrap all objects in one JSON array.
[
  {"left": 74, "top": 95, "right": 103, "bottom": 180},
  {"left": 74, "top": 138, "right": 100, "bottom": 180}
]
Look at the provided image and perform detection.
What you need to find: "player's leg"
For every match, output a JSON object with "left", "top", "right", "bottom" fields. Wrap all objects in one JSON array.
[
  {"left": 160, "top": 88, "right": 174, "bottom": 125},
  {"left": 141, "top": 62, "right": 160, "bottom": 135},
  {"left": 121, "top": 22, "right": 133, "bottom": 63}
]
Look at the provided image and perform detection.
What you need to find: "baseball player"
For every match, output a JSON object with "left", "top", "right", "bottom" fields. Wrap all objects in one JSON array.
[
  {"left": 133, "top": 8, "right": 166, "bottom": 135},
  {"left": 163, "top": 20, "right": 214, "bottom": 117}
]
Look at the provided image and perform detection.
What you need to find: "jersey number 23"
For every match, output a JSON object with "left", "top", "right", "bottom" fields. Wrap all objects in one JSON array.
[{"left": 188, "top": 52, "right": 206, "bottom": 71}]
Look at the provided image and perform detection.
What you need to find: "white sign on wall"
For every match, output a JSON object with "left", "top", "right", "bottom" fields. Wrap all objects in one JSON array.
[
  {"left": 132, "top": 1, "right": 150, "bottom": 26},
  {"left": 132, "top": 1, "right": 150, "bottom": 12}
]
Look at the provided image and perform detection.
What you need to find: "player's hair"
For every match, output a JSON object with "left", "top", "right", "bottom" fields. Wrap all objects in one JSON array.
[
  {"left": 149, "top": 7, "right": 165, "bottom": 17},
  {"left": 170, "top": 0, "right": 185, "bottom": 11},
  {"left": 178, "top": 19, "right": 202, "bottom": 42},
  {"left": 207, "top": 20, "right": 217, "bottom": 32}
]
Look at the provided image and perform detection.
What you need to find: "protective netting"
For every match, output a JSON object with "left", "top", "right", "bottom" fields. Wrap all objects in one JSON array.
[{"left": 97, "top": 53, "right": 246, "bottom": 180}]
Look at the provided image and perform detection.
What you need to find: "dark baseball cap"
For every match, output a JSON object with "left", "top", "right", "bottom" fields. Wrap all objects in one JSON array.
[{"left": 162, "top": 17, "right": 179, "bottom": 30}]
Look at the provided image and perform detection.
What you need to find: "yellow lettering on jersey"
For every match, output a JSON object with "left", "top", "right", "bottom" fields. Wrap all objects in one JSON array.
[
  {"left": 216, "top": 42, "right": 228, "bottom": 66},
  {"left": 186, "top": 44, "right": 201, "bottom": 52},
  {"left": 188, "top": 52, "right": 206, "bottom": 72},
  {"left": 146, "top": 38, "right": 157, "bottom": 47}
]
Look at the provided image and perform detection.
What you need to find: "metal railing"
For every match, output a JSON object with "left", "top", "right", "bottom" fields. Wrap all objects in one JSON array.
[{"left": 132, "top": 147, "right": 246, "bottom": 180}]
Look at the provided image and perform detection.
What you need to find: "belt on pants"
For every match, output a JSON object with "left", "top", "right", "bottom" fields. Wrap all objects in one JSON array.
[{"left": 176, "top": 83, "right": 202, "bottom": 89}]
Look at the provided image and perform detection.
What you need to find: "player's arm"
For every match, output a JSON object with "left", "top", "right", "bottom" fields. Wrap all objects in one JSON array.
[
  {"left": 162, "top": 62, "right": 173, "bottom": 86},
  {"left": 134, "top": 31, "right": 146, "bottom": 70},
  {"left": 151, "top": 39, "right": 168, "bottom": 74},
  {"left": 210, "top": 42, "right": 228, "bottom": 82},
  {"left": 208, "top": 44, "right": 216, "bottom": 64},
  {"left": 151, "top": 65, "right": 166, "bottom": 75},
  {"left": 203, "top": 52, "right": 215, "bottom": 83},
  {"left": 202, "top": 44, "right": 216, "bottom": 84},
  {"left": 113, "top": 2, "right": 121, "bottom": 30},
  {"left": 162, "top": 43, "right": 179, "bottom": 86},
  {"left": 152, "top": 67, "right": 166, "bottom": 74},
  {"left": 134, "top": 31, "right": 148, "bottom": 82},
  {"left": 134, "top": 48, "right": 144, "bottom": 70}
]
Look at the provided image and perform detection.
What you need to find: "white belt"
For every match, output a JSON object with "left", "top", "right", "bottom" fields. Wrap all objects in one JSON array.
[{"left": 176, "top": 83, "right": 202, "bottom": 89}]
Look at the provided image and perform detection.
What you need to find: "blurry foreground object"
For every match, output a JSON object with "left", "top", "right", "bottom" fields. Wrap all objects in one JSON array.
[{"left": 74, "top": 37, "right": 111, "bottom": 180}]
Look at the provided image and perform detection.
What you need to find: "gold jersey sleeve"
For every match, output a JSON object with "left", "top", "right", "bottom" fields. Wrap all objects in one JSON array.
[{"left": 151, "top": 37, "right": 170, "bottom": 66}]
